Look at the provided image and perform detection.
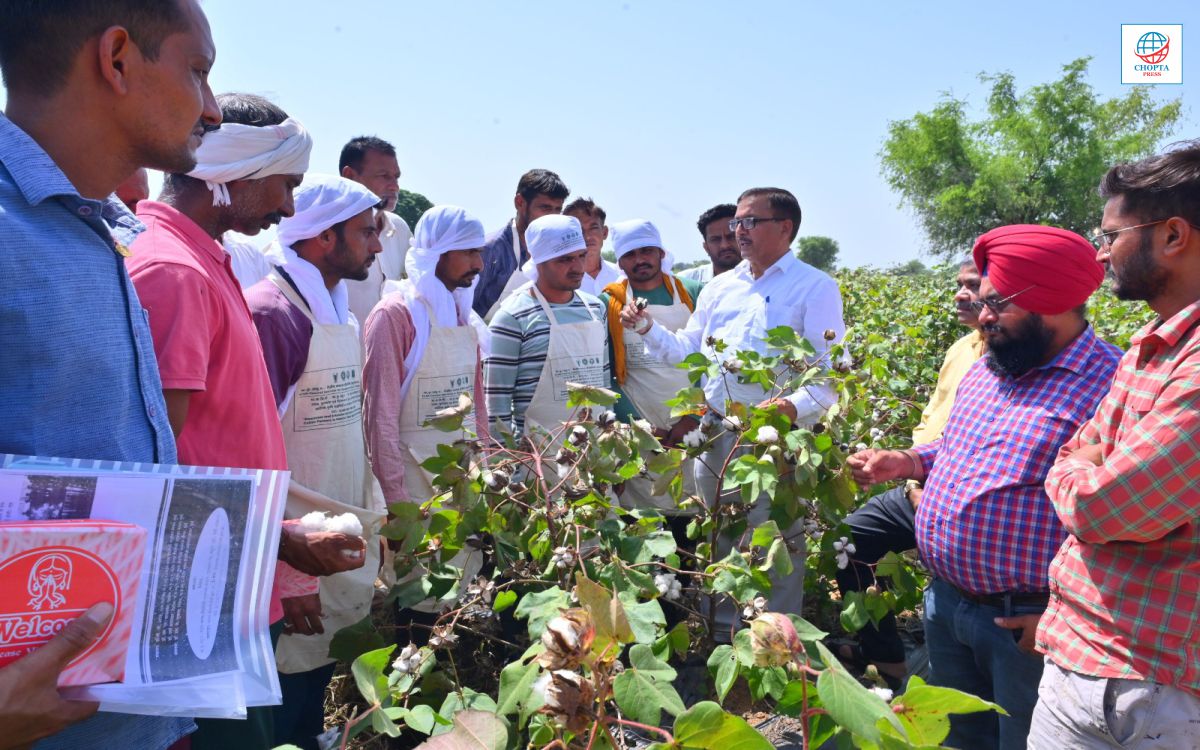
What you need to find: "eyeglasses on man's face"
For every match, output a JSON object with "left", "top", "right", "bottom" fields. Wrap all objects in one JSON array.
[
  {"left": 728, "top": 216, "right": 785, "bottom": 232},
  {"left": 1089, "top": 220, "right": 1168, "bottom": 249},
  {"left": 965, "top": 285, "right": 1036, "bottom": 315}
]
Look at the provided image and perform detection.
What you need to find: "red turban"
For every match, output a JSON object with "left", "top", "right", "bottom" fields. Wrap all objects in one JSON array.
[{"left": 972, "top": 224, "right": 1104, "bottom": 315}]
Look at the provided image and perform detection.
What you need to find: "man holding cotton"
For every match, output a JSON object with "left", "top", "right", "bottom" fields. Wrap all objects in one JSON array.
[
  {"left": 599, "top": 219, "right": 703, "bottom": 512},
  {"left": 129, "top": 94, "right": 365, "bottom": 750},
  {"left": 245, "top": 175, "right": 385, "bottom": 749},
  {"left": 485, "top": 215, "right": 609, "bottom": 440}
]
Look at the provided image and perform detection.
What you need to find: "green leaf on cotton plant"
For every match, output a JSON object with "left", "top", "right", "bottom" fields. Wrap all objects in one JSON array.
[
  {"left": 891, "top": 675, "right": 1006, "bottom": 746},
  {"left": 672, "top": 701, "right": 772, "bottom": 750},
  {"left": 613, "top": 644, "right": 686, "bottom": 726},
  {"left": 813, "top": 640, "right": 905, "bottom": 744}
]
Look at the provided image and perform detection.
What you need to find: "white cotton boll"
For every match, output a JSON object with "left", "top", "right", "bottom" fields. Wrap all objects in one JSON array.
[
  {"left": 654, "top": 573, "right": 681, "bottom": 600},
  {"left": 325, "top": 512, "right": 363, "bottom": 537},
  {"left": 682, "top": 429, "right": 704, "bottom": 449},
  {"left": 756, "top": 426, "right": 780, "bottom": 445},
  {"left": 845, "top": 543, "right": 856, "bottom": 556},
  {"left": 722, "top": 415, "right": 743, "bottom": 432},
  {"left": 832, "top": 540, "right": 844, "bottom": 552},
  {"left": 836, "top": 551, "right": 850, "bottom": 570},
  {"left": 297, "top": 511, "right": 328, "bottom": 534},
  {"left": 871, "top": 686, "right": 894, "bottom": 702}
]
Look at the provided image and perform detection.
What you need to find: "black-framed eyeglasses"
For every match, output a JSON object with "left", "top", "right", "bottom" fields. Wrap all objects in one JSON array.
[
  {"left": 1089, "top": 220, "right": 1168, "bottom": 249},
  {"left": 966, "top": 284, "right": 1036, "bottom": 315},
  {"left": 729, "top": 216, "right": 785, "bottom": 232}
]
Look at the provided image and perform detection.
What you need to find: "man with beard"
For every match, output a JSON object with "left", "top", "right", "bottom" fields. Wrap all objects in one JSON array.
[
  {"left": 831, "top": 259, "right": 984, "bottom": 690},
  {"left": 600, "top": 219, "right": 703, "bottom": 513},
  {"left": 246, "top": 175, "right": 382, "bottom": 750},
  {"left": 848, "top": 225, "right": 1121, "bottom": 750},
  {"left": 473, "top": 169, "right": 569, "bottom": 320},
  {"left": 1, "top": 3, "right": 218, "bottom": 747},
  {"left": 129, "top": 95, "right": 366, "bottom": 750},
  {"left": 340, "top": 136, "right": 414, "bottom": 330},
  {"left": 679, "top": 204, "right": 739, "bottom": 282},
  {"left": 1025, "top": 143, "right": 1200, "bottom": 748},
  {"left": 564, "top": 197, "right": 621, "bottom": 296},
  {"left": 363, "top": 206, "right": 490, "bottom": 637}
]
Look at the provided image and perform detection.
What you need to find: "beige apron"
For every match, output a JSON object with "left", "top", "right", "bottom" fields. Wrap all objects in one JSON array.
[
  {"left": 616, "top": 279, "right": 698, "bottom": 512},
  {"left": 522, "top": 287, "right": 609, "bottom": 438},
  {"left": 396, "top": 298, "right": 484, "bottom": 612},
  {"left": 484, "top": 222, "right": 531, "bottom": 322},
  {"left": 270, "top": 274, "right": 385, "bottom": 674}
]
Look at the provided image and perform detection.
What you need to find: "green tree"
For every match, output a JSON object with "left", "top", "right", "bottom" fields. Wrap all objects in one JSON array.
[
  {"left": 394, "top": 188, "right": 434, "bottom": 230},
  {"left": 880, "top": 57, "right": 1182, "bottom": 261},
  {"left": 887, "top": 259, "right": 929, "bottom": 276},
  {"left": 795, "top": 235, "right": 840, "bottom": 272}
]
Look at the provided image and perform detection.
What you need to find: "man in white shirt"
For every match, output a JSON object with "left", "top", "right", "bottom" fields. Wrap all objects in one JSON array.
[
  {"left": 678, "top": 203, "right": 739, "bottom": 283},
  {"left": 564, "top": 197, "right": 621, "bottom": 296},
  {"left": 621, "top": 187, "right": 845, "bottom": 634},
  {"left": 339, "top": 136, "right": 414, "bottom": 330}
]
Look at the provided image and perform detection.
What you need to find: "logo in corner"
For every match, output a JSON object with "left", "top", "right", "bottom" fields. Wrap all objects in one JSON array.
[
  {"left": 27, "top": 553, "right": 73, "bottom": 610},
  {"left": 1122, "top": 25, "right": 1183, "bottom": 84}
]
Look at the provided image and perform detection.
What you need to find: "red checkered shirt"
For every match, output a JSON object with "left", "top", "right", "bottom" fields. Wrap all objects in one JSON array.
[
  {"left": 914, "top": 325, "right": 1121, "bottom": 594},
  {"left": 1038, "top": 300, "right": 1200, "bottom": 698}
]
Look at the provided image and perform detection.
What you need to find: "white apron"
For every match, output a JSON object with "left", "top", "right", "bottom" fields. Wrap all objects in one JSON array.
[
  {"left": 484, "top": 222, "right": 530, "bottom": 322},
  {"left": 396, "top": 299, "right": 484, "bottom": 612},
  {"left": 270, "top": 273, "right": 386, "bottom": 674},
  {"left": 522, "top": 288, "right": 609, "bottom": 438},
  {"left": 614, "top": 279, "right": 698, "bottom": 512}
]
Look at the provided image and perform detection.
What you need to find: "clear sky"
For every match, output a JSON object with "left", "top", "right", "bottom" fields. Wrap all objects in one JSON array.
[{"left": 4, "top": 1, "right": 1195, "bottom": 266}]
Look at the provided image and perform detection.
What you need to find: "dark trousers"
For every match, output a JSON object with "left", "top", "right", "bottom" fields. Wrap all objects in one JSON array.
[
  {"left": 833, "top": 485, "right": 916, "bottom": 664},
  {"left": 273, "top": 662, "right": 338, "bottom": 750}
]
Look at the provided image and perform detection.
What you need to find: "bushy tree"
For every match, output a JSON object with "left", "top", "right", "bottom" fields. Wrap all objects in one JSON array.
[
  {"left": 394, "top": 188, "right": 433, "bottom": 229},
  {"left": 796, "top": 235, "right": 840, "bottom": 272},
  {"left": 880, "top": 57, "right": 1182, "bottom": 261}
]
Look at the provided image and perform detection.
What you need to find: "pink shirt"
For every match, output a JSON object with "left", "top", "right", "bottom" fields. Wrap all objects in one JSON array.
[
  {"left": 128, "top": 201, "right": 295, "bottom": 621},
  {"left": 362, "top": 295, "right": 487, "bottom": 504}
]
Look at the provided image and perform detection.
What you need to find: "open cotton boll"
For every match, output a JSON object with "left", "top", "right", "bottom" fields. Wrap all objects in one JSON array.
[
  {"left": 296, "top": 511, "right": 330, "bottom": 534},
  {"left": 295, "top": 511, "right": 363, "bottom": 536},
  {"left": 324, "top": 512, "right": 363, "bottom": 537}
]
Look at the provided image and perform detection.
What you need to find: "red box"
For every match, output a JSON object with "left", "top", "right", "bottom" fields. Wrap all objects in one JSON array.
[{"left": 0, "top": 521, "right": 146, "bottom": 686}]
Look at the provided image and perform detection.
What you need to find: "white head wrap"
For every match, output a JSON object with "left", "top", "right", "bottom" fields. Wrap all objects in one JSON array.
[
  {"left": 395, "top": 206, "right": 491, "bottom": 406},
  {"left": 276, "top": 174, "right": 381, "bottom": 249},
  {"left": 273, "top": 174, "right": 380, "bottom": 331},
  {"left": 519, "top": 214, "right": 587, "bottom": 282},
  {"left": 187, "top": 118, "right": 313, "bottom": 206},
  {"left": 610, "top": 218, "right": 673, "bottom": 272}
]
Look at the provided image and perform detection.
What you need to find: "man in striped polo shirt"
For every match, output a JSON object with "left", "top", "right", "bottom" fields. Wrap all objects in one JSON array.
[
  {"left": 1028, "top": 142, "right": 1200, "bottom": 748},
  {"left": 484, "top": 214, "right": 609, "bottom": 441}
]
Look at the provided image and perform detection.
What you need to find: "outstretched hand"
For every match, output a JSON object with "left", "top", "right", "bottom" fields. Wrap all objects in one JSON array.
[
  {"left": 847, "top": 448, "right": 920, "bottom": 486},
  {"left": 280, "top": 526, "right": 367, "bottom": 577}
]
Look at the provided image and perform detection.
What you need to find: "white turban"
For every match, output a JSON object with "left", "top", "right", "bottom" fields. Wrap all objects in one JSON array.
[
  {"left": 271, "top": 175, "right": 380, "bottom": 333},
  {"left": 396, "top": 206, "right": 490, "bottom": 406},
  {"left": 187, "top": 117, "right": 313, "bottom": 206},
  {"left": 276, "top": 174, "right": 380, "bottom": 249},
  {"left": 610, "top": 218, "right": 673, "bottom": 272},
  {"left": 519, "top": 214, "right": 586, "bottom": 282}
]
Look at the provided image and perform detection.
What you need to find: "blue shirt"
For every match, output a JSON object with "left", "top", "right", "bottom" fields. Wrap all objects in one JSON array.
[
  {"left": 0, "top": 114, "right": 190, "bottom": 748},
  {"left": 472, "top": 220, "right": 523, "bottom": 317},
  {"left": 0, "top": 114, "right": 176, "bottom": 465}
]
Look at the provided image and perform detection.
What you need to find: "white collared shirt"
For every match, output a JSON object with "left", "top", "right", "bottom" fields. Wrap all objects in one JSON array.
[
  {"left": 579, "top": 259, "right": 622, "bottom": 297},
  {"left": 641, "top": 252, "right": 845, "bottom": 423}
]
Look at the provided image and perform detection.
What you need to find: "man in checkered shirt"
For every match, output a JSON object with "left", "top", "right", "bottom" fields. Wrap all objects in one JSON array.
[
  {"left": 1026, "top": 143, "right": 1200, "bottom": 748},
  {"left": 849, "top": 224, "right": 1121, "bottom": 750}
]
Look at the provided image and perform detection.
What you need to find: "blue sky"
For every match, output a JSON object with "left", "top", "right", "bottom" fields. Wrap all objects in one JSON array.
[{"left": 5, "top": 1, "right": 1196, "bottom": 266}]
